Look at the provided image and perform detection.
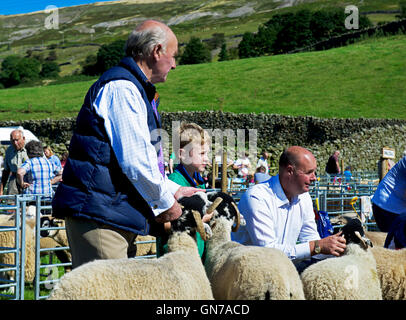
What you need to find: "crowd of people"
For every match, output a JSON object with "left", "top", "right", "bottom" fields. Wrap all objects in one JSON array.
[
  {"left": 1, "top": 20, "right": 404, "bottom": 278},
  {"left": 0, "top": 128, "right": 66, "bottom": 201}
]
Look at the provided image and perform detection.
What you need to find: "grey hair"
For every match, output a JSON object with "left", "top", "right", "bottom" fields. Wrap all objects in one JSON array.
[{"left": 125, "top": 25, "right": 169, "bottom": 60}]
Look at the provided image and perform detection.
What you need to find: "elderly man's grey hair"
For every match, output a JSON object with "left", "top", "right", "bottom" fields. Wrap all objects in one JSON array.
[{"left": 125, "top": 25, "right": 169, "bottom": 60}]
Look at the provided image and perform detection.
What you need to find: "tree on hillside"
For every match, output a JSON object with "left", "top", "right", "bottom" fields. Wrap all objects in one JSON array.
[
  {"left": 218, "top": 43, "right": 229, "bottom": 61},
  {"left": 207, "top": 33, "right": 226, "bottom": 50},
  {"left": 238, "top": 32, "right": 258, "bottom": 58},
  {"left": 0, "top": 55, "right": 41, "bottom": 88},
  {"left": 40, "top": 61, "right": 60, "bottom": 78},
  {"left": 82, "top": 40, "right": 126, "bottom": 76},
  {"left": 179, "top": 37, "right": 211, "bottom": 65},
  {"left": 96, "top": 39, "right": 126, "bottom": 73},
  {"left": 397, "top": 0, "right": 406, "bottom": 19}
]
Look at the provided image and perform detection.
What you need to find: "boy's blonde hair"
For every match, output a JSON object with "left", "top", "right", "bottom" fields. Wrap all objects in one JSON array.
[{"left": 177, "top": 122, "right": 210, "bottom": 152}]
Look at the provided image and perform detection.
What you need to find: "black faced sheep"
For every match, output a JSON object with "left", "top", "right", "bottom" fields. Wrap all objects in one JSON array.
[
  {"left": 47, "top": 193, "right": 219, "bottom": 300},
  {"left": 204, "top": 191, "right": 305, "bottom": 300},
  {"left": 300, "top": 218, "right": 382, "bottom": 300}
]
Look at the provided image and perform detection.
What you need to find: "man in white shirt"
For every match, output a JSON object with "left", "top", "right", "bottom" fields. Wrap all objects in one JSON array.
[
  {"left": 52, "top": 20, "right": 206, "bottom": 268},
  {"left": 233, "top": 146, "right": 346, "bottom": 271},
  {"left": 256, "top": 151, "right": 269, "bottom": 174}
]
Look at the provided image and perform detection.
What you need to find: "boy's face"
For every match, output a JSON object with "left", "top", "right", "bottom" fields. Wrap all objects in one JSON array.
[{"left": 180, "top": 142, "right": 210, "bottom": 173}]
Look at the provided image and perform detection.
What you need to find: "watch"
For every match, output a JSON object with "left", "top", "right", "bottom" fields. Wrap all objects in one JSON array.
[{"left": 314, "top": 240, "right": 321, "bottom": 254}]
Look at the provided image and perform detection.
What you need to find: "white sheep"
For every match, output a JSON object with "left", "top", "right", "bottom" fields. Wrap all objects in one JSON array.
[
  {"left": 204, "top": 192, "right": 305, "bottom": 300},
  {"left": 371, "top": 246, "right": 406, "bottom": 300},
  {"left": 0, "top": 216, "right": 36, "bottom": 283},
  {"left": 300, "top": 219, "right": 382, "bottom": 300},
  {"left": 0, "top": 214, "right": 71, "bottom": 284},
  {"left": 47, "top": 196, "right": 219, "bottom": 300}
]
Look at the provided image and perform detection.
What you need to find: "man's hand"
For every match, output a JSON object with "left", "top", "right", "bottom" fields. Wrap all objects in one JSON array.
[
  {"left": 155, "top": 200, "right": 182, "bottom": 223},
  {"left": 174, "top": 186, "right": 205, "bottom": 200},
  {"left": 317, "top": 231, "right": 347, "bottom": 256}
]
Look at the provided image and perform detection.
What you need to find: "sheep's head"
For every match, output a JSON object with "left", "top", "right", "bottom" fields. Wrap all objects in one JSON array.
[
  {"left": 206, "top": 191, "right": 246, "bottom": 232},
  {"left": 338, "top": 217, "right": 372, "bottom": 250},
  {"left": 40, "top": 216, "right": 65, "bottom": 238},
  {"left": 171, "top": 192, "right": 222, "bottom": 241}
]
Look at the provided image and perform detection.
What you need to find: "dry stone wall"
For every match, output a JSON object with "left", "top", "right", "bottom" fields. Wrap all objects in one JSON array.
[{"left": 1, "top": 112, "right": 405, "bottom": 174}]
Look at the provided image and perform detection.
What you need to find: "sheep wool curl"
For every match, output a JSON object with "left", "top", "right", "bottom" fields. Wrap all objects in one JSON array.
[
  {"left": 48, "top": 231, "right": 214, "bottom": 300},
  {"left": 371, "top": 246, "right": 406, "bottom": 300},
  {"left": 204, "top": 195, "right": 304, "bottom": 300},
  {"left": 300, "top": 243, "right": 382, "bottom": 300}
]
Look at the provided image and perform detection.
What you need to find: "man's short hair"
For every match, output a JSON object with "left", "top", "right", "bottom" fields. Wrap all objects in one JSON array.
[
  {"left": 26, "top": 140, "right": 44, "bottom": 158},
  {"left": 125, "top": 25, "right": 168, "bottom": 60},
  {"left": 279, "top": 149, "right": 300, "bottom": 168}
]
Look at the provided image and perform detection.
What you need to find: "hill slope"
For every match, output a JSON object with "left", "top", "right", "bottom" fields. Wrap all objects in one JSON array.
[
  {"left": 0, "top": 0, "right": 402, "bottom": 76},
  {"left": 0, "top": 35, "right": 405, "bottom": 120}
]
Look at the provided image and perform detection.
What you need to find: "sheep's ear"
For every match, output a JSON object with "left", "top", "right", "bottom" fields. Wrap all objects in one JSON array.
[
  {"left": 231, "top": 202, "right": 241, "bottom": 232},
  {"left": 206, "top": 197, "right": 223, "bottom": 215},
  {"left": 192, "top": 210, "right": 207, "bottom": 241}
]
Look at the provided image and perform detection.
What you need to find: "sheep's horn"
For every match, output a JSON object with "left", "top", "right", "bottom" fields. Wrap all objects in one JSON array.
[
  {"left": 354, "top": 231, "right": 368, "bottom": 249},
  {"left": 192, "top": 210, "right": 207, "bottom": 241},
  {"left": 231, "top": 202, "right": 241, "bottom": 232},
  {"left": 206, "top": 197, "right": 223, "bottom": 215}
]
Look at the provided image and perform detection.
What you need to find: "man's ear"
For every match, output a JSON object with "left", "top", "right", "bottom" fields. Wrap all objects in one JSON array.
[
  {"left": 286, "top": 164, "right": 295, "bottom": 175},
  {"left": 153, "top": 44, "right": 163, "bottom": 60}
]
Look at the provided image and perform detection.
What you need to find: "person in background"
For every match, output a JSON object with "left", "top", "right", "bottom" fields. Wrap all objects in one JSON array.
[
  {"left": 17, "top": 140, "right": 62, "bottom": 197},
  {"left": 256, "top": 151, "right": 269, "bottom": 174},
  {"left": 60, "top": 151, "right": 69, "bottom": 169},
  {"left": 325, "top": 150, "right": 341, "bottom": 175},
  {"left": 44, "top": 146, "right": 62, "bottom": 172},
  {"left": 0, "top": 128, "right": 28, "bottom": 195},
  {"left": 157, "top": 122, "right": 210, "bottom": 261},
  {"left": 51, "top": 20, "right": 203, "bottom": 269},
  {"left": 254, "top": 165, "right": 270, "bottom": 184},
  {"left": 371, "top": 156, "right": 406, "bottom": 232},
  {"left": 233, "top": 152, "right": 251, "bottom": 179},
  {"left": 233, "top": 146, "right": 346, "bottom": 273},
  {"left": 343, "top": 165, "right": 353, "bottom": 182}
]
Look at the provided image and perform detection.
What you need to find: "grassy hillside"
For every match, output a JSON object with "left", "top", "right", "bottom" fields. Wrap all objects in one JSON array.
[
  {"left": 0, "top": 0, "right": 402, "bottom": 77},
  {"left": 0, "top": 35, "right": 405, "bottom": 121}
]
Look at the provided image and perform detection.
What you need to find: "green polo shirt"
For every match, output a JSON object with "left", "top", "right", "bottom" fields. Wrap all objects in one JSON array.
[{"left": 156, "top": 170, "right": 206, "bottom": 261}]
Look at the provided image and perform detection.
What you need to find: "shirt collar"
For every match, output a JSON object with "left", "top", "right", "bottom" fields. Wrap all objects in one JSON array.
[
  {"left": 119, "top": 56, "right": 156, "bottom": 102},
  {"left": 270, "top": 174, "right": 300, "bottom": 207}
]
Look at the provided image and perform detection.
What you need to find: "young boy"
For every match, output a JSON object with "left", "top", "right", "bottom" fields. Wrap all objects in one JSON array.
[{"left": 156, "top": 122, "right": 210, "bottom": 261}]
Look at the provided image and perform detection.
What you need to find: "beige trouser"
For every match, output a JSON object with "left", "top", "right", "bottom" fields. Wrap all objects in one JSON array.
[{"left": 65, "top": 216, "right": 138, "bottom": 269}]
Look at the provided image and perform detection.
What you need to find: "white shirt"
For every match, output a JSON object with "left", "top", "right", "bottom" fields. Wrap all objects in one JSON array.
[
  {"left": 93, "top": 80, "right": 180, "bottom": 217},
  {"left": 232, "top": 174, "right": 320, "bottom": 260}
]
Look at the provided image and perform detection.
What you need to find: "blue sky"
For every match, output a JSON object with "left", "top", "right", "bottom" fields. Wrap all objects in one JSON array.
[{"left": 0, "top": 1, "right": 114, "bottom": 15}]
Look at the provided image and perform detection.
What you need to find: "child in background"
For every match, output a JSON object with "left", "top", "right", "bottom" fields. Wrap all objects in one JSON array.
[{"left": 156, "top": 122, "right": 210, "bottom": 262}]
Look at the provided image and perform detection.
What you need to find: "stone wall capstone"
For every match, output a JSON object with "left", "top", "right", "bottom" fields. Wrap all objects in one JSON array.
[{"left": 1, "top": 112, "right": 405, "bottom": 175}]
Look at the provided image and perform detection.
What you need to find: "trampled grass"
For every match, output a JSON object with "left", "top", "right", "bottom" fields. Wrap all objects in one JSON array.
[{"left": 0, "top": 35, "right": 405, "bottom": 121}]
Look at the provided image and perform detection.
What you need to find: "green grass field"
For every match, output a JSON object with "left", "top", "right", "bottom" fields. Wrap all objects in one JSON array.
[{"left": 0, "top": 35, "right": 405, "bottom": 121}]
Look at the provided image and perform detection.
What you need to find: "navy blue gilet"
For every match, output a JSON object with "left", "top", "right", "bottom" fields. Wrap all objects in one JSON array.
[{"left": 52, "top": 57, "right": 162, "bottom": 235}]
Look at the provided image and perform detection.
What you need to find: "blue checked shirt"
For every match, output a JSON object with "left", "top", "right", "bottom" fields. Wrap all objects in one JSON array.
[
  {"left": 20, "top": 156, "right": 60, "bottom": 197},
  {"left": 93, "top": 80, "right": 180, "bottom": 217}
]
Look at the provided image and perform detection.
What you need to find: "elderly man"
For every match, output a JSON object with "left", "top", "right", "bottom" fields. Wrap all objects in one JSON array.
[
  {"left": 233, "top": 146, "right": 346, "bottom": 272},
  {"left": 52, "top": 20, "right": 202, "bottom": 268},
  {"left": 0, "top": 129, "right": 28, "bottom": 195}
]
